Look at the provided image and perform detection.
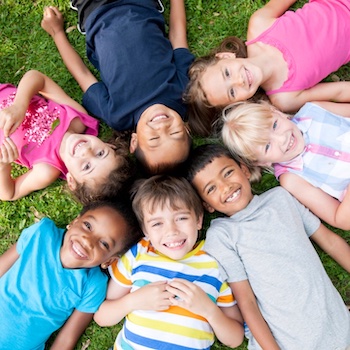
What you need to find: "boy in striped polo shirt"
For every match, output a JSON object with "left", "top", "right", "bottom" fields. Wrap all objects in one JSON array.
[{"left": 94, "top": 175, "right": 244, "bottom": 349}]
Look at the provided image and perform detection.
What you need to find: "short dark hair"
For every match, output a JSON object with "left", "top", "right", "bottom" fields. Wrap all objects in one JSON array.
[
  {"left": 81, "top": 199, "right": 143, "bottom": 256},
  {"left": 134, "top": 135, "right": 192, "bottom": 176},
  {"left": 131, "top": 175, "right": 203, "bottom": 226},
  {"left": 185, "top": 143, "right": 238, "bottom": 183}
]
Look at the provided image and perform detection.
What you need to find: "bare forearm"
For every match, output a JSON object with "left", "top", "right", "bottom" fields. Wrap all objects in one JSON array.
[
  {"left": 169, "top": 0, "right": 188, "bottom": 49},
  {"left": 51, "top": 31, "right": 96, "bottom": 92},
  {"left": 204, "top": 306, "right": 244, "bottom": 348},
  {"left": 94, "top": 293, "right": 135, "bottom": 326}
]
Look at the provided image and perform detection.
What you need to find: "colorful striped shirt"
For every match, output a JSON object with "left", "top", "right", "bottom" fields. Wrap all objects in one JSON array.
[
  {"left": 274, "top": 102, "right": 350, "bottom": 201},
  {"left": 108, "top": 239, "right": 235, "bottom": 350}
]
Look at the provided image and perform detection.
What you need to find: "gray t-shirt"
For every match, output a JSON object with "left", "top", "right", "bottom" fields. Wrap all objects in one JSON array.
[{"left": 205, "top": 187, "right": 350, "bottom": 350}]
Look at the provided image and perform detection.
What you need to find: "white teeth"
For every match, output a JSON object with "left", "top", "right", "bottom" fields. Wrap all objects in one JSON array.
[
  {"left": 152, "top": 115, "right": 167, "bottom": 122},
  {"left": 165, "top": 240, "right": 184, "bottom": 248},
  {"left": 72, "top": 242, "right": 86, "bottom": 258},
  {"left": 74, "top": 142, "right": 86, "bottom": 155},
  {"left": 287, "top": 136, "right": 294, "bottom": 151},
  {"left": 226, "top": 189, "right": 240, "bottom": 202}
]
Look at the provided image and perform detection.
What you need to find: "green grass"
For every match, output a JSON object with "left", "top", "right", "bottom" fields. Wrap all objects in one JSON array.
[{"left": 0, "top": 1, "right": 349, "bottom": 349}]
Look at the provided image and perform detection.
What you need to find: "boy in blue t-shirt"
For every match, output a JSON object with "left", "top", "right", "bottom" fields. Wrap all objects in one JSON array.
[
  {"left": 41, "top": 0, "right": 194, "bottom": 174},
  {"left": 0, "top": 200, "right": 142, "bottom": 350}
]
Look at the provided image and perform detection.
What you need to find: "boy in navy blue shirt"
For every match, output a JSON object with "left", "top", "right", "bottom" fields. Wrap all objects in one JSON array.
[{"left": 42, "top": 0, "right": 194, "bottom": 174}]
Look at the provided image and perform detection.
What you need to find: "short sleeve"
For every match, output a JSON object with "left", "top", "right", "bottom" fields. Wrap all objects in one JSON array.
[
  {"left": 75, "top": 268, "right": 108, "bottom": 313},
  {"left": 16, "top": 219, "right": 48, "bottom": 255},
  {"left": 204, "top": 223, "right": 248, "bottom": 283},
  {"left": 173, "top": 48, "right": 195, "bottom": 87},
  {"left": 108, "top": 243, "right": 139, "bottom": 287}
]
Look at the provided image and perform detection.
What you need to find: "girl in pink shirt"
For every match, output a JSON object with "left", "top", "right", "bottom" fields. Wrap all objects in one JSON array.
[
  {"left": 185, "top": 0, "right": 350, "bottom": 136},
  {"left": 0, "top": 70, "right": 132, "bottom": 203}
]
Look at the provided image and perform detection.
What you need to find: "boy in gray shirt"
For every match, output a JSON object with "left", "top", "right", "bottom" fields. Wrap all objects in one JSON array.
[{"left": 186, "top": 144, "right": 350, "bottom": 350}]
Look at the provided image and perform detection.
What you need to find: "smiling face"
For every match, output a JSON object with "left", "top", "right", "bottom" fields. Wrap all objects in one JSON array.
[
  {"left": 192, "top": 156, "right": 253, "bottom": 217},
  {"left": 60, "top": 206, "right": 128, "bottom": 269},
  {"left": 131, "top": 104, "right": 191, "bottom": 171},
  {"left": 201, "top": 53, "right": 261, "bottom": 107},
  {"left": 61, "top": 134, "right": 121, "bottom": 188},
  {"left": 142, "top": 201, "right": 203, "bottom": 260},
  {"left": 254, "top": 112, "right": 305, "bottom": 166}
]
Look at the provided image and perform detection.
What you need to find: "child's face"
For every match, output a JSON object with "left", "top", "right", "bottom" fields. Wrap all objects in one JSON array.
[
  {"left": 61, "top": 134, "right": 121, "bottom": 188},
  {"left": 131, "top": 104, "right": 190, "bottom": 169},
  {"left": 201, "top": 53, "right": 260, "bottom": 106},
  {"left": 141, "top": 201, "right": 203, "bottom": 260},
  {"left": 254, "top": 112, "right": 305, "bottom": 166},
  {"left": 60, "top": 206, "right": 128, "bottom": 269},
  {"left": 192, "top": 156, "right": 253, "bottom": 217}
]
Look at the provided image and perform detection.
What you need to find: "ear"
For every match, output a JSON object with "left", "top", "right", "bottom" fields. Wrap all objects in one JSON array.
[
  {"left": 129, "top": 133, "right": 138, "bottom": 153},
  {"left": 66, "top": 173, "right": 78, "bottom": 190},
  {"left": 215, "top": 52, "right": 236, "bottom": 60},
  {"left": 100, "top": 256, "right": 118, "bottom": 270},
  {"left": 66, "top": 217, "right": 79, "bottom": 230},
  {"left": 197, "top": 213, "right": 204, "bottom": 230},
  {"left": 203, "top": 201, "right": 215, "bottom": 213}
]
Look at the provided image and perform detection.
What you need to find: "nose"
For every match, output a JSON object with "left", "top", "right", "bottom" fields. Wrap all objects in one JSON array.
[
  {"left": 80, "top": 145, "right": 93, "bottom": 157},
  {"left": 81, "top": 233, "right": 94, "bottom": 249},
  {"left": 167, "top": 221, "right": 179, "bottom": 236},
  {"left": 220, "top": 180, "right": 232, "bottom": 195}
]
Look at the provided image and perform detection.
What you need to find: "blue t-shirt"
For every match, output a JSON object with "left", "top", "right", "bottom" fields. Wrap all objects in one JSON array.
[
  {"left": 82, "top": 0, "right": 195, "bottom": 130},
  {"left": 0, "top": 218, "right": 108, "bottom": 350}
]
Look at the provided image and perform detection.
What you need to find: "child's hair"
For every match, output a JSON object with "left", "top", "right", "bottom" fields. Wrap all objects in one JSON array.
[
  {"left": 221, "top": 100, "right": 278, "bottom": 164},
  {"left": 70, "top": 136, "right": 136, "bottom": 205},
  {"left": 131, "top": 175, "right": 203, "bottom": 226},
  {"left": 134, "top": 133, "right": 192, "bottom": 176},
  {"left": 185, "top": 143, "right": 261, "bottom": 184},
  {"left": 81, "top": 199, "right": 143, "bottom": 256},
  {"left": 183, "top": 37, "right": 247, "bottom": 137},
  {"left": 183, "top": 36, "right": 266, "bottom": 137}
]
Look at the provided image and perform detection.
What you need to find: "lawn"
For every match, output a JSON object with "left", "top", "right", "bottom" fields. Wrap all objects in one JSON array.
[{"left": 0, "top": 1, "right": 349, "bottom": 349}]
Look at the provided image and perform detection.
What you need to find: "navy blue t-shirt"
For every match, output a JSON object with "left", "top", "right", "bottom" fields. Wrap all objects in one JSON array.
[{"left": 82, "top": 0, "right": 195, "bottom": 131}]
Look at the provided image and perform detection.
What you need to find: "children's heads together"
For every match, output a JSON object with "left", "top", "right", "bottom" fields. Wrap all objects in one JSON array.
[{"left": 61, "top": 199, "right": 142, "bottom": 269}]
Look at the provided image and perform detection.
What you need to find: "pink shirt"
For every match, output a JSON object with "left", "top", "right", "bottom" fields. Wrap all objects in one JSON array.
[
  {"left": 0, "top": 84, "right": 99, "bottom": 179},
  {"left": 246, "top": 0, "right": 350, "bottom": 95}
]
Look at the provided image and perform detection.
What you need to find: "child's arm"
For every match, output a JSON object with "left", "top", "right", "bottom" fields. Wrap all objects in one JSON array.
[
  {"left": 41, "top": 6, "right": 98, "bottom": 93},
  {"left": 0, "top": 243, "right": 19, "bottom": 277},
  {"left": 272, "top": 81, "right": 350, "bottom": 113},
  {"left": 310, "top": 224, "right": 350, "bottom": 273},
  {"left": 248, "top": 0, "right": 297, "bottom": 39},
  {"left": 0, "top": 70, "right": 86, "bottom": 137},
  {"left": 166, "top": 279, "right": 244, "bottom": 348},
  {"left": 168, "top": 0, "right": 188, "bottom": 49},
  {"left": 50, "top": 310, "right": 93, "bottom": 350},
  {"left": 280, "top": 173, "right": 350, "bottom": 230},
  {"left": 94, "top": 280, "right": 173, "bottom": 326},
  {"left": 230, "top": 280, "right": 281, "bottom": 350},
  {"left": 0, "top": 147, "right": 61, "bottom": 201}
]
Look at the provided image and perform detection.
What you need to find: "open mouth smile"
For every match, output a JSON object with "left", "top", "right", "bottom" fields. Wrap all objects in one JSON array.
[
  {"left": 164, "top": 239, "right": 186, "bottom": 248},
  {"left": 225, "top": 188, "right": 241, "bottom": 203}
]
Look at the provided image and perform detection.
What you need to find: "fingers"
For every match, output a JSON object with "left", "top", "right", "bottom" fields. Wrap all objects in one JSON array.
[{"left": 0, "top": 138, "right": 18, "bottom": 163}]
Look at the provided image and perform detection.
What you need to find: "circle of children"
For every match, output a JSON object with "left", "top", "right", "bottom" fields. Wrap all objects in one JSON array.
[{"left": 0, "top": 0, "right": 350, "bottom": 349}]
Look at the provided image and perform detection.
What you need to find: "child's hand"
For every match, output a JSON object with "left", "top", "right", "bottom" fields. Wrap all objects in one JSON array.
[
  {"left": 41, "top": 6, "right": 65, "bottom": 37},
  {"left": 0, "top": 105, "right": 26, "bottom": 137},
  {"left": 133, "top": 281, "right": 174, "bottom": 311},
  {"left": 166, "top": 278, "right": 212, "bottom": 317},
  {"left": 0, "top": 137, "right": 18, "bottom": 167}
]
